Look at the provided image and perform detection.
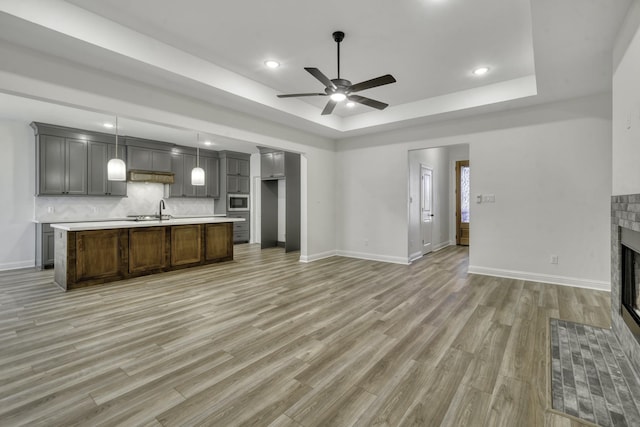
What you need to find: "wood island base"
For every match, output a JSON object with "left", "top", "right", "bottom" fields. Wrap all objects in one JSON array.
[{"left": 54, "top": 222, "right": 233, "bottom": 290}]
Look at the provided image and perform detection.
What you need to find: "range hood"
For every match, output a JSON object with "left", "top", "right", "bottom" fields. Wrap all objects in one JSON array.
[{"left": 127, "top": 170, "right": 175, "bottom": 184}]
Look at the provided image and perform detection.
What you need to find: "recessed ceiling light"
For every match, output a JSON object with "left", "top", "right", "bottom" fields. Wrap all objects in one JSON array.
[
  {"left": 264, "top": 60, "right": 280, "bottom": 69},
  {"left": 204, "top": 141, "right": 212, "bottom": 146},
  {"left": 103, "top": 122, "right": 114, "bottom": 129},
  {"left": 472, "top": 67, "right": 490, "bottom": 76},
  {"left": 346, "top": 102, "right": 355, "bottom": 108}
]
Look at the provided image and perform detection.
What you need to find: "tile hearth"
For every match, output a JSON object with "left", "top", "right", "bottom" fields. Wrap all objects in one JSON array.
[{"left": 551, "top": 319, "right": 640, "bottom": 426}]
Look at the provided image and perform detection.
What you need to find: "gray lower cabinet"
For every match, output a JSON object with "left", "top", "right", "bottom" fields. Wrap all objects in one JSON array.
[
  {"left": 88, "top": 141, "right": 127, "bottom": 196},
  {"left": 39, "top": 135, "right": 88, "bottom": 195},
  {"left": 227, "top": 212, "right": 250, "bottom": 243},
  {"left": 127, "top": 145, "right": 172, "bottom": 172},
  {"left": 36, "top": 223, "right": 55, "bottom": 269}
]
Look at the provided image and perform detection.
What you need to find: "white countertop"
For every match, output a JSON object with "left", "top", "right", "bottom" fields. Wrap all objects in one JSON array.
[
  {"left": 51, "top": 216, "right": 243, "bottom": 231},
  {"left": 33, "top": 214, "right": 227, "bottom": 224}
]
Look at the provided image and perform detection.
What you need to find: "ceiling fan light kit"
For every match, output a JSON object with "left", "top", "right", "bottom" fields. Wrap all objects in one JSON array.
[{"left": 277, "top": 31, "right": 396, "bottom": 115}]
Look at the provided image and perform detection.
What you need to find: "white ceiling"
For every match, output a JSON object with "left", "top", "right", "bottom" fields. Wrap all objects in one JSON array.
[{"left": 0, "top": 0, "right": 633, "bottom": 150}]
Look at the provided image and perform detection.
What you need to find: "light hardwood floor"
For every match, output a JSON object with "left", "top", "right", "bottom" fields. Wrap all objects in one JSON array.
[{"left": 0, "top": 244, "right": 610, "bottom": 426}]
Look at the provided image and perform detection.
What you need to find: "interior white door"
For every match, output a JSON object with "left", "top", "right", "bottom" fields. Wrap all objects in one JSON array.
[{"left": 421, "top": 165, "right": 433, "bottom": 255}]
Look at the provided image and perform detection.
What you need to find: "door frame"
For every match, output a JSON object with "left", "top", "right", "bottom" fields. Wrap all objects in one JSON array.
[
  {"left": 420, "top": 164, "right": 434, "bottom": 255},
  {"left": 455, "top": 160, "right": 469, "bottom": 246}
]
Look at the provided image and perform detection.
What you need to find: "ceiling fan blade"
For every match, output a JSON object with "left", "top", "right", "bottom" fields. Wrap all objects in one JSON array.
[
  {"left": 350, "top": 74, "right": 396, "bottom": 93},
  {"left": 321, "top": 100, "right": 338, "bottom": 115},
  {"left": 347, "top": 94, "right": 389, "bottom": 110},
  {"left": 305, "top": 67, "right": 337, "bottom": 90},
  {"left": 277, "top": 93, "right": 327, "bottom": 98}
]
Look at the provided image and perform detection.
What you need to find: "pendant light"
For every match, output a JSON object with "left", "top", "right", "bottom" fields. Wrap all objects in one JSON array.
[
  {"left": 107, "top": 116, "right": 126, "bottom": 181},
  {"left": 191, "top": 133, "right": 205, "bottom": 186}
]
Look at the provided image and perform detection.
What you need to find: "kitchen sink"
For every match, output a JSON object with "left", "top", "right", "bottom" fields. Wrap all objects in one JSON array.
[{"left": 127, "top": 215, "right": 172, "bottom": 222}]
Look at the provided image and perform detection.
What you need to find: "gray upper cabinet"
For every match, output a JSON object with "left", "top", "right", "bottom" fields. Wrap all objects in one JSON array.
[
  {"left": 227, "top": 175, "right": 250, "bottom": 194},
  {"left": 197, "top": 156, "right": 220, "bottom": 198},
  {"left": 39, "top": 135, "right": 88, "bottom": 195},
  {"left": 127, "top": 146, "right": 172, "bottom": 172},
  {"left": 88, "top": 141, "right": 127, "bottom": 196},
  {"left": 228, "top": 158, "right": 249, "bottom": 177},
  {"left": 261, "top": 152, "right": 285, "bottom": 179},
  {"left": 170, "top": 153, "right": 219, "bottom": 198},
  {"left": 226, "top": 156, "right": 250, "bottom": 194}
]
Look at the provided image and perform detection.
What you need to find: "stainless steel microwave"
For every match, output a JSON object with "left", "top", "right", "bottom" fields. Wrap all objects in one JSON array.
[{"left": 228, "top": 193, "right": 249, "bottom": 211}]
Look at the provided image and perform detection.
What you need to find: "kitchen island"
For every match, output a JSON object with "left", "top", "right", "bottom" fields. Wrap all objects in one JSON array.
[{"left": 51, "top": 217, "right": 244, "bottom": 290}]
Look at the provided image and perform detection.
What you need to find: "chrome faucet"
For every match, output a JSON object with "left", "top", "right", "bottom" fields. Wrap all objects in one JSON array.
[{"left": 159, "top": 199, "right": 166, "bottom": 220}]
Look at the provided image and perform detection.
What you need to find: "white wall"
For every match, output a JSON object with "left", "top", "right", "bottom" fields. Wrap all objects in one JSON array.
[
  {"left": 0, "top": 121, "right": 35, "bottom": 269},
  {"left": 469, "top": 118, "right": 611, "bottom": 289},
  {"left": 337, "top": 95, "right": 612, "bottom": 288},
  {"left": 336, "top": 144, "right": 409, "bottom": 264},
  {"left": 613, "top": 10, "right": 640, "bottom": 195}
]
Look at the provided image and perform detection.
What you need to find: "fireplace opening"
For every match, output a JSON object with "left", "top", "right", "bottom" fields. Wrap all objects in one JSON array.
[{"left": 621, "top": 227, "right": 640, "bottom": 343}]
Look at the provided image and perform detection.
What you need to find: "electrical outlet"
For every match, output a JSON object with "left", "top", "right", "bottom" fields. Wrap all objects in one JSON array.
[
  {"left": 364, "top": 239, "right": 369, "bottom": 246},
  {"left": 550, "top": 255, "right": 559, "bottom": 264},
  {"left": 47, "top": 206, "right": 54, "bottom": 213}
]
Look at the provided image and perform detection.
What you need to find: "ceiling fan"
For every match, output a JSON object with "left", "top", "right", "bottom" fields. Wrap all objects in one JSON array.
[{"left": 277, "top": 31, "right": 396, "bottom": 115}]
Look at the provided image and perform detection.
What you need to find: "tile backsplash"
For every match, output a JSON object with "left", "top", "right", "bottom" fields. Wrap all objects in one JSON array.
[{"left": 34, "top": 183, "right": 215, "bottom": 222}]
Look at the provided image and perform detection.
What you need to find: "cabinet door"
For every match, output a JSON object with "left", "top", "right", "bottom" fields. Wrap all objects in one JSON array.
[
  {"left": 171, "top": 225, "right": 202, "bottom": 266},
  {"left": 261, "top": 153, "right": 274, "bottom": 179},
  {"left": 129, "top": 227, "right": 168, "bottom": 273},
  {"left": 127, "top": 146, "right": 153, "bottom": 170},
  {"left": 271, "top": 152, "right": 285, "bottom": 178},
  {"left": 44, "top": 232, "right": 55, "bottom": 267},
  {"left": 39, "top": 135, "right": 67, "bottom": 195},
  {"left": 182, "top": 154, "right": 198, "bottom": 197},
  {"left": 106, "top": 144, "right": 127, "bottom": 196},
  {"left": 197, "top": 157, "right": 219, "bottom": 198},
  {"left": 205, "top": 223, "right": 232, "bottom": 260},
  {"left": 227, "top": 175, "right": 239, "bottom": 193},
  {"left": 170, "top": 154, "right": 184, "bottom": 197},
  {"left": 65, "top": 139, "right": 88, "bottom": 195},
  {"left": 237, "top": 159, "right": 250, "bottom": 176},
  {"left": 88, "top": 141, "right": 108, "bottom": 195},
  {"left": 152, "top": 150, "right": 172, "bottom": 172},
  {"left": 238, "top": 176, "right": 250, "bottom": 193},
  {"left": 261, "top": 152, "right": 284, "bottom": 179},
  {"left": 227, "top": 158, "right": 239, "bottom": 175},
  {"left": 76, "top": 230, "right": 121, "bottom": 281}
]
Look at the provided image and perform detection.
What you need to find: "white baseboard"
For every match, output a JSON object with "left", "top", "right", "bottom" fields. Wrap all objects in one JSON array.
[
  {"left": 409, "top": 241, "right": 453, "bottom": 263},
  {"left": 467, "top": 265, "right": 610, "bottom": 291},
  {"left": 0, "top": 260, "right": 35, "bottom": 271},
  {"left": 408, "top": 251, "right": 422, "bottom": 262},
  {"left": 433, "top": 240, "right": 453, "bottom": 252},
  {"left": 336, "top": 250, "right": 410, "bottom": 265},
  {"left": 299, "top": 250, "right": 337, "bottom": 263}
]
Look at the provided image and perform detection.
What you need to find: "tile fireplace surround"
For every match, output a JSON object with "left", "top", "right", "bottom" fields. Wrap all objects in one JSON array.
[{"left": 611, "top": 194, "right": 640, "bottom": 377}]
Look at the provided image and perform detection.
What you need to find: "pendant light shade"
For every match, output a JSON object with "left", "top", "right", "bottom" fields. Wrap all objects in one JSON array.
[
  {"left": 191, "top": 165, "right": 205, "bottom": 186},
  {"left": 191, "top": 134, "right": 205, "bottom": 186},
  {"left": 107, "top": 116, "right": 126, "bottom": 181},
  {"left": 107, "top": 158, "right": 126, "bottom": 181}
]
